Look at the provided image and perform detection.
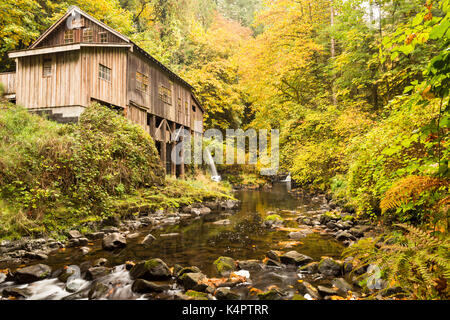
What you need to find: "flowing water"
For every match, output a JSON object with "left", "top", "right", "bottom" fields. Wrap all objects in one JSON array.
[{"left": 0, "top": 182, "right": 345, "bottom": 300}]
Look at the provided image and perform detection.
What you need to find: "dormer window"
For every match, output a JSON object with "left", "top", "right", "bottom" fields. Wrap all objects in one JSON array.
[
  {"left": 99, "top": 32, "right": 107, "bottom": 43},
  {"left": 64, "top": 30, "right": 74, "bottom": 44},
  {"left": 83, "top": 28, "right": 93, "bottom": 42}
]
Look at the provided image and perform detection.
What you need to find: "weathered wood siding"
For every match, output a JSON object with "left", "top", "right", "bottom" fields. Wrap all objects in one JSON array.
[
  {"left": 191, "top": 103, "right": 204, "bottom": 133},
  {"left": 80, "top": 47, "right": 128, "bottom": 108},
  {"left": 0, "top": 72, "right": 16, "bottom": 94},
  {"left": 127, "top": 103, "right": 148, "bottom": 130},
  {"left": 36, "top": 17, "right": 125, "bottom": 48},
  {"left": 127, "top": 51, "right": 192, "bottom": 128},
  {"left": 16, "top": 51, "right": 82, "bottom": 109}
]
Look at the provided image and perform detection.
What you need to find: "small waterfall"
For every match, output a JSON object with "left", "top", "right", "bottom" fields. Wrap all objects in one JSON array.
[
  {"left": 281, "top": 173, "right": 291, "bottom": 182},
  {"left": 205, "top": 149, "right": 221, "bottom": 182}
]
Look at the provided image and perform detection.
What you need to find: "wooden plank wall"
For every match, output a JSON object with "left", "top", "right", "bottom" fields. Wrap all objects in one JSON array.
[
  {"left": 127, "top": 51, "right": 192, "bottom": 128},
  {"left": 81, "top": 47, "right": 128, "bottom": 108},
  {"left": 0, "top": 72, "right": 16, "bottom": 94},
  {"left": 127, "top": 104, "right": 148, "bottom": 130},
  {"left": 16, "top": 51, "right": 81, "bottom": 109}
]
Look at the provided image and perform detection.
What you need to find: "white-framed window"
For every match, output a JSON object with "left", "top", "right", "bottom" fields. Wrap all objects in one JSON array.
[
  {"left": 99, "top": 64, "right": 111, "bottom": 82},
  {"left": 64, "top": 30, "right": 74, "bottom": 44},
  {"left": 83, "top": 28, "right": 93, "bottom": 42},
  {"left": 43, "top": 58, "right": 52, "bottom": 77},
  {"left": 136, "top": 72, "right": 149, "bottom": 93}
]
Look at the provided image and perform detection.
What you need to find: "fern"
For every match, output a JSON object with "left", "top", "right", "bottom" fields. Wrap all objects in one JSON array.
[
  {"left": 343, "top": 223, "right": 450, "bottom": 299},
  {"left": 380, "top": 175, "right": 448, "bottom": 212}
]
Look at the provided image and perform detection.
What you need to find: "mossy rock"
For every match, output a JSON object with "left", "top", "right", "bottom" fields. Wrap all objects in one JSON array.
[
  {"left": 213, "top": 256, "right": 236, "bottom": 276},
  {"left": 264, "top": 214, "right": 284, "bottom": 222},
  {"left": 292, "top": 294, "right": 307, "bottom": 300},
  {"left": 185, "top": 290, "right": 209, "bottom": 300},
  {"left": 257, "top": 289, "right": 282, "bottom": 300},
  {"left": 318, "top": 257, "right": 342, "bottom": 277}
]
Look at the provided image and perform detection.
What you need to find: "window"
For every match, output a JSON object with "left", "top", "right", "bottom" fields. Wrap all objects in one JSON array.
[
  {"left": 177, "top": 98, "right": 182, "bottom": 118},
  {"left": 43, "top": 58, "right": 52, "bottom": 77},
  {"left": 64, "top": 30, "right": 74, "bottom": 44},
  {"left": 192, "top": 105, "right": 196, "bottom": 113},
  {"left": 136, "top": 72, "right": 149, "bottom": 93},
  {"left": 83, "top": 28, "right": 93, "bottom": 42},
  {"left": 99, "top": 32, "right": 107, "bottom": 43},
  {"left": 158, "top": 84, "right": 172, "bottom": 104},
  {"left": 99, "top": 64, "right": 111, "bottom": 81}
]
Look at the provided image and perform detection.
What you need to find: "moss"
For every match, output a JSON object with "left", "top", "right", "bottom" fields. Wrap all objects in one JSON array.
[
  {"left": 342, "top": 215, "right": 356, "bottom": 222},
  {"left": 185, "top": 290, "right": 209, "bottom": 300},
  {"left": 292, "top": 294, "right": 307, "bottom": 300},
  {"left": 257, "top": 289, "right": 281, "bottom": 300},
  {"left": 144, "top": 259, "right": 162, "bottom": 270},
  {"left": 264, "top": 214, "right": 284, "bottom": 222},
  {"left": 213, "top": 256, "right": 236, "bottom": 276}
]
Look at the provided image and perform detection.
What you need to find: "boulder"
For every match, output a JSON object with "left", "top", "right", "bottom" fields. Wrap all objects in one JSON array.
[
  {"left": 24, "top": 252, "right": 48, "bottom": 260},
  {"left": 280, "top": 251, "right": 313, "bottom": 266},
  {"left": 213, "top": 256, "right": 236, "bottom": 276},
  {"left": 257, "top": 288, "right": 283, "bottom": 300},
  {"left": 317, "top": 285, "right": 339, "bottom": 297},
  {"left": 102, "top": 233, "right": 127, "bottom": 251},
  {"left": 264, "top": 259, "right": 283, "bottom": 268},
  {"left": 14, "top": 264, "right": 52, "bottom": 284},
  {"left": 318, "top": 258, "right": 342, "bottom": 277},
  {"left": 129, "top": 259, "right": 171, "bottom": 280},
  {"left": 132, "top": 279, "right": 170, "bottom": 293},
  {"left": 86, "top": 232, "right": 105, "bottom": 240},
  {"left": 88, "top": 282, "right": 109, "bottom": 300}
]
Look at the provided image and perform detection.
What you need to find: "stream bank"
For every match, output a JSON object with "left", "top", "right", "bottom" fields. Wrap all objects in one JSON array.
[{"left": 0, "top": 182, "right": 386, "bottom": 300}]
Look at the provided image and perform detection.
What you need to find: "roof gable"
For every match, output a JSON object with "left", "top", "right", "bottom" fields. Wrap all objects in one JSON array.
[{"left": 29, "top": 6, "right": 130, "bottom": 49}]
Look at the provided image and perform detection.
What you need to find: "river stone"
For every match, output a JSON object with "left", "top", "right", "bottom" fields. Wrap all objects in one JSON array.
[
  {"left": 288, "top": 231, "right": 307, "bottom": 240},
  {"left": 296, "top": 281, "right": 321, "bottom": 300},
  {"left": 266, "top": 250, "right": 281, "bottom": 261},
  {"left": 68, "top": 230, "right": 82, "bottom": 239},
  {"left": 179, "top": 272, "right": 207, "bottom": 291},
  {"left": 102, "top": 233, "right": 127, "bottom": 250},
  {"left": 257, "top": 288, "right": 283, "bottom": 300},
  {"left": 349, "top": 225, "right": 371, "bottom": 238},
  {"left": 24, "top": 251, "right": 48, "bottom": 260},
  {"left": 280, "top": 251, "right": 313, "bottom": 266},
  {"left": 86, "top": 232, "right": 105, "bottom": 240},
  {"left": 332, "top": 278, "right": 353, "bottom": 296},
  {"left": 88, "top": 282, "right": 109, "bottom": 300},
  {"left": 66, "top": 278, "right": 87, "bottom": 293},
  {"left": 132, "top": 279, "right": 170, "bottom": 293},
  {"left": 298, "top": 262, "right": 319, "bottom": 274},
  {"left": 237, "top": 260, "right": 262, "bottom": 270},
  {"left": 317, "top": 285, "right": 339, "bottom": 297},
  {"left": 2, "top": 287, "right": 32, "bottom": 298},
  {"left": 212, "top": 219, "right": 231, "bottom": 225},
  {"left": 14, "top": 264, "right": 52, "bottom": 284},
  {"left": 140, "top": 234, "right": 156, "bottom": 245},
  {"left": 213, "top": 256, "right": 236, "bottom": 276},
  {"left": 85, "top": 267, "right": 111, "bottom": 281},
  {"left": 79, "top": 247, "right": 90, "bottom": 255},
  {"left": 0, "top": 273, "right": 6, "bottom": 284},
  {"left": 215, "top": 287, "right": 240, "bottom": 300},
  {"left": 159, "top": 233, "right": 180, "bottom": 238},
  {"left": 176, "top": 266, "right": 202, "bottom": 278},
  {"left": 318, "top": 258, "right": 342, "bottom": 277},
  {"left": 335, "top": 231, "right": 356, "bottom": 242},
  {"left": 129, "top": 259, "right": 171, "bottom": 280},
  {"left": 93, "top": 258, "right": 108, "bottom": 267},
  {"left": 265, "top": 259, "right": 283, "bottom": 268}
]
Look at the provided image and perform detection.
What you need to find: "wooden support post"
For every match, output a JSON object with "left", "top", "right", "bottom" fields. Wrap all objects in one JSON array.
[
  {"left": 170, "top": 122, "right": 176, "bottom": 176},
  {"left": 150, "top": 114, "right": 156, "bottom": 139},
  {"left": 180, "top": 135, "right": 185, "bottom": 178},
  {"left": 161, "top": 119, "right": 167, "bottom": 172}
]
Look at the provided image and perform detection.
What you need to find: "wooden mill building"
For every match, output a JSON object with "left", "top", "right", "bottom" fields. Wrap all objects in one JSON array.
[{"left": 0, "top": 6, "right": 204, "bottom": 176}]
